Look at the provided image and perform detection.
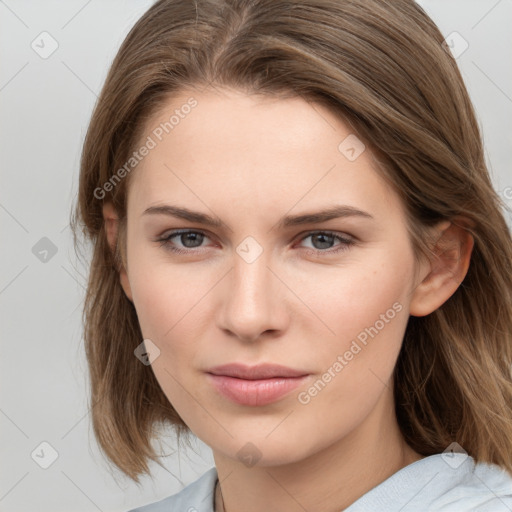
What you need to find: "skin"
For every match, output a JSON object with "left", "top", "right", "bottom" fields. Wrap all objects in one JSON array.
[{"left": 103, "top": 86, "right": 473, "bottom": 512}]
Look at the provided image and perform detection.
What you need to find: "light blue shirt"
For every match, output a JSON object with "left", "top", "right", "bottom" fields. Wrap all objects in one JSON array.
[{"left": 127, "top": 453, "right": 512, "bottom": 511}]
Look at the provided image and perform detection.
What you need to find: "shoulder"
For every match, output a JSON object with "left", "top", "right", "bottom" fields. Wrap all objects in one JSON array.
[
  {"left": 432, "top": 455, "right": 512, "bottom": 511},
  {"left": 345, "top": 453, "right": 512, "bottom": 511},
  {"left": 126, "top": 466, "right": 218, "bottom": 512}
]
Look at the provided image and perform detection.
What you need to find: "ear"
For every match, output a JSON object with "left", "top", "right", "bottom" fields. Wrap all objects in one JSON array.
[
  {"left": 102, "top": 201, "right": 133, "bottom": 302},
  {"left": 409, "top": 218, "right": 474, "bottom": 317}
]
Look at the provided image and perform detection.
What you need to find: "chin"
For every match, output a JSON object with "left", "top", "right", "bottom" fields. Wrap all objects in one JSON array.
[{"left": 207, "top": 429, "right": 318, "bottom": 468}]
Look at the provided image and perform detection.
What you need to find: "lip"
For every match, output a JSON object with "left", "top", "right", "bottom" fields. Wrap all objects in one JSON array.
[
  {"left": 206, "top": 363, "right": 309, "bottom": 379},
  {"left": 205, "top": 363, "right": 310, "bottom": 406}
]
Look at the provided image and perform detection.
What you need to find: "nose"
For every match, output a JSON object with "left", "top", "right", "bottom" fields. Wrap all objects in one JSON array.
[{"left": 216, "top": 248, "right": 289, "bottom": 343}]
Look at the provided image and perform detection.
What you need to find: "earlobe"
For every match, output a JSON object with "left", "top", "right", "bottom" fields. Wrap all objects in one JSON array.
[
  {"left": 409, "top": 219, "right": 474, "bottom": 317},
  {"left": 102, "top": 202, "right": 134, "bottom": 302}
]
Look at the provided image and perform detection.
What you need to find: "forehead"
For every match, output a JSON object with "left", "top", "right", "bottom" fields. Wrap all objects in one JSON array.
[{"left": 127, "top": 87, "right": 401, "bottom": 223}]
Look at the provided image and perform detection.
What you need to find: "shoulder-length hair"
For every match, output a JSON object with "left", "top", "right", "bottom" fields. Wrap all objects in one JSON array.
[{"left": 71, "top": 0, "right": 512, "bottom": 482}]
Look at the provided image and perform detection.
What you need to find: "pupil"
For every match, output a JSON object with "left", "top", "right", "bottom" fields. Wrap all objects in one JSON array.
[
  {"left": 182, "top": 233, "right": 203, "bottom": 248},
  {"left": 313, "top": 233, "right": 333, "bottom": 250}
]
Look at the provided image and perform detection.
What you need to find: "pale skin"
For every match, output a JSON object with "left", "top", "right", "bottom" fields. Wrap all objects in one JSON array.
[{"left": 103, "top": 87, "right": 474, "bottom": 512}]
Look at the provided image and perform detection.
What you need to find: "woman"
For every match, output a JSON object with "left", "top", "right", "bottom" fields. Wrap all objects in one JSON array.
[{"left": 71, "top": 0, "right": 512, "bottom": 510}]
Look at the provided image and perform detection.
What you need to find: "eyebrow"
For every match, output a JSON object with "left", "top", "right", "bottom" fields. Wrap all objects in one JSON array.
[{"left": 142, "top": 204, "right": 374, "bottom": 230}]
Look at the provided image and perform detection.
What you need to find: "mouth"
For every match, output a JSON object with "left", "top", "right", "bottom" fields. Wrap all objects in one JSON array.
[{"left": 205, "top": 363, "right": 310, "bottom": 406}]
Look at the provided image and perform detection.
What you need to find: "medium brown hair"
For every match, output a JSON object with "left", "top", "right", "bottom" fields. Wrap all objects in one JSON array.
[{"left": 71, "top": 0, "right": 512, "bottom": 482}]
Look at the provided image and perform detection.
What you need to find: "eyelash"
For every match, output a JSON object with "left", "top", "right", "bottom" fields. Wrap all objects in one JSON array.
[{"left": 156, "top": 229, "right": 355, "bottom": 257}]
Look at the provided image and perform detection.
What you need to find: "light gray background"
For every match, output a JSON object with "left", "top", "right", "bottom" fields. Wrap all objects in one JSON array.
[{"left": 1, "top": 1, "right": 511, "bottom": 511}]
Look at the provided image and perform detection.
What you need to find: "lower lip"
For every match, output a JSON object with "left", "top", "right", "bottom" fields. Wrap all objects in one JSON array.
[{"left": 206, "top": 373, "right": 309, "bottom": 406}]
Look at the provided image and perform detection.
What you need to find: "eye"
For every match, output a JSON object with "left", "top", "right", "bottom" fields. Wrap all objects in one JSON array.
[
  {"left": 156, "top": 229, "right": 355, "bottom": 256},
  {"left": 295, "top": 231, "right": 355, "bottom": 256},
  {"left": 157, "top": 229, "right": 211, "bottom": 254}
]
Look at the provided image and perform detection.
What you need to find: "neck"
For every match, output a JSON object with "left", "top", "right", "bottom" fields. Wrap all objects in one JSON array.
[{"left": 213, "top": 385, "right": 423, "bottom": 512}]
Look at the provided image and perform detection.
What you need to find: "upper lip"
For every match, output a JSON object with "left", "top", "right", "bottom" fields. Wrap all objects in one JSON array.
[{"left": 206, "top": 363, "right": 309, "bottom": 380}]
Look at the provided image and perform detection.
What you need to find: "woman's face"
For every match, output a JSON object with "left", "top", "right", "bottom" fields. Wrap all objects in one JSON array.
[{"left": 122, "top": 86, "right": 425, "bottom": 466}]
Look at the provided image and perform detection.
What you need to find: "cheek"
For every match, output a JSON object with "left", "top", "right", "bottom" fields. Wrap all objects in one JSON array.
[
  {"left": 128, "top": 261, "right": 207, "bottom": 410},
  {"left": 287, "top": 248, "right": 414, "bottom": 410},
  {"left": 293, "top": 252, "right": 412, "bottom": 344},
  {"left": 287, "top": 254, "right": 412, "bottom": 439},
  {"left": 130, "top": 264, "right": 203, "bottom": 343}
]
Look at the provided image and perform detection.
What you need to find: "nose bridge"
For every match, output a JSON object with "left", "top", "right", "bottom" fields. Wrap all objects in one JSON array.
[
  {"left": 232, "top": 242, "right": 273, "bottom": 311},
  {"left": 219, "top": 239, "right": 283, "bottom": 340}
]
